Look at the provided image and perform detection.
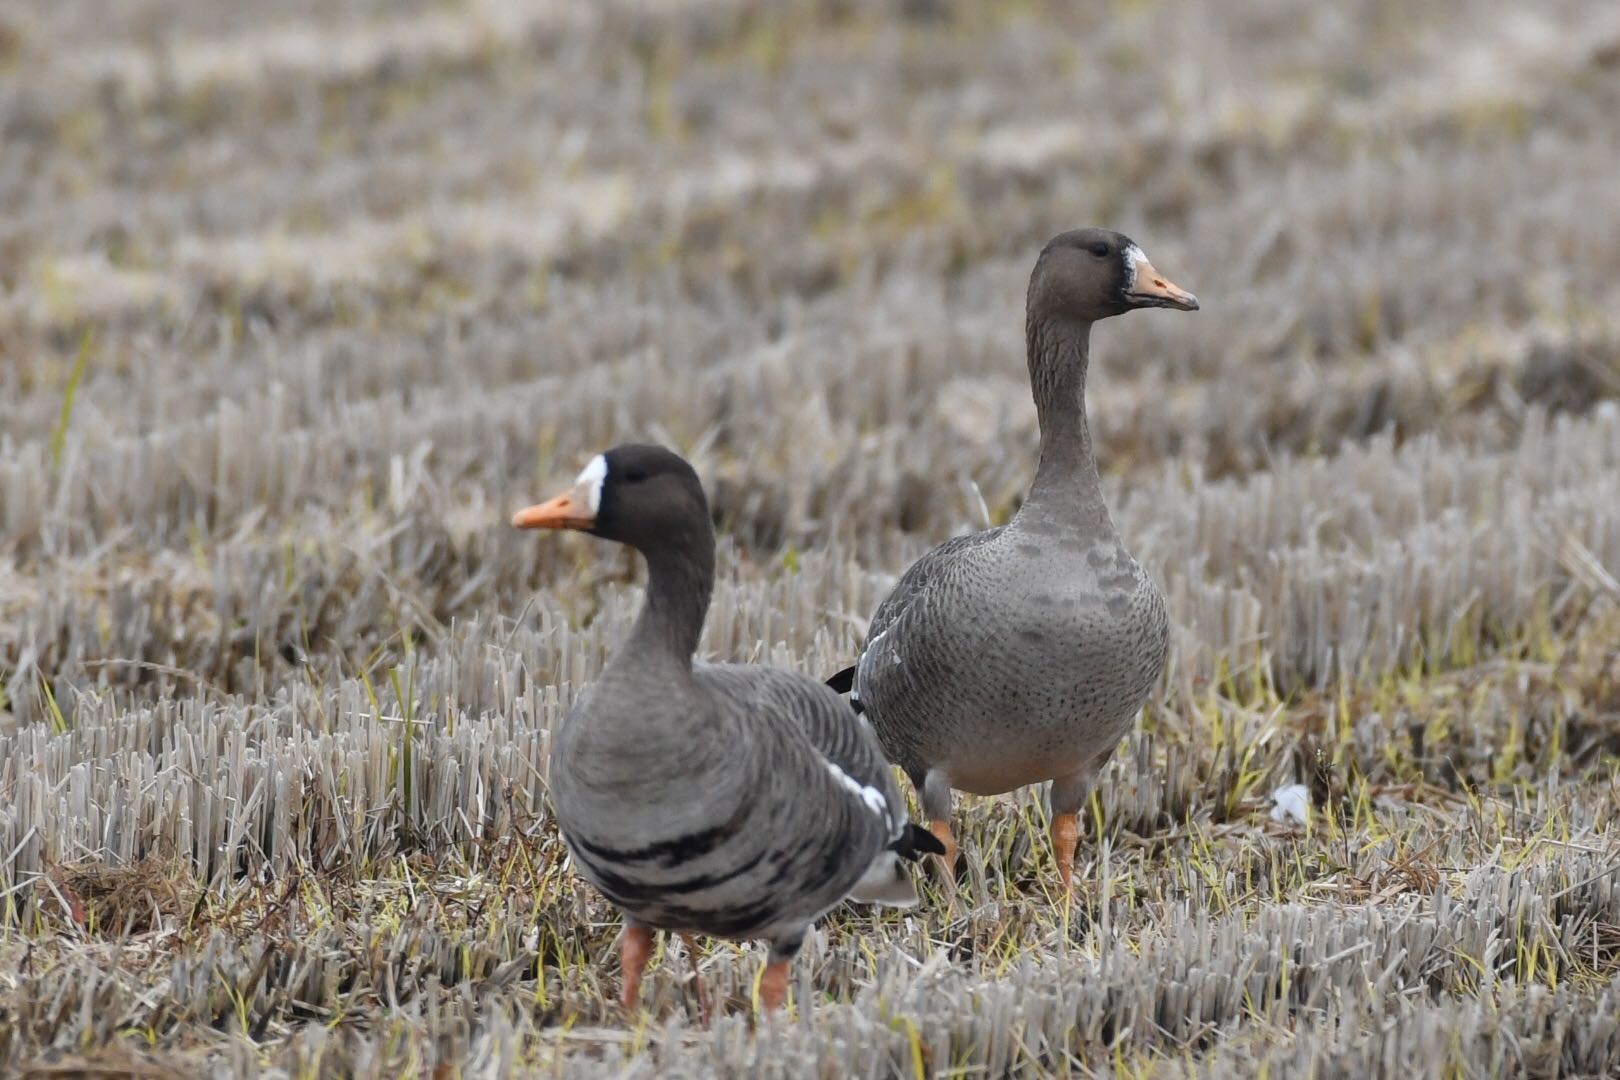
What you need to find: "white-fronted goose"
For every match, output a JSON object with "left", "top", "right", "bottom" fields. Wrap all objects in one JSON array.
[
  {"left": 827, "top": 228, "right": 1198, "bottom": 897},
  {"left": 513, "top": 444, "right": 941, "bottom": 1014}
]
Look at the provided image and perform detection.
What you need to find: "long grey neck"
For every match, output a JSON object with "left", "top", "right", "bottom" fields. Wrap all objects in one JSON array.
[
  {"left": 621, "top": 527, "right": 715, "bottom": 671},
  {"left": 569, "top": 527, "right": 721, "bottom": 788},
  {"left": 1021, "top": 312, "right": 1110, "bottom": 531}
]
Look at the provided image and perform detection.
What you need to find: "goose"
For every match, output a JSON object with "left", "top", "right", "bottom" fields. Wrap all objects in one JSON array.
[
  {"left": 826, "top": 228, "right": 1198, "bottom": 898},
  {"left": 512, "top": 443, "right": 942, "bottom": 1015}
]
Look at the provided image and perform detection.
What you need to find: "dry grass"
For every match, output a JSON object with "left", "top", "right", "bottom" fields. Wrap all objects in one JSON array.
[{"left": 3, "top": 0, "right": 1620, "bottom": 1075}]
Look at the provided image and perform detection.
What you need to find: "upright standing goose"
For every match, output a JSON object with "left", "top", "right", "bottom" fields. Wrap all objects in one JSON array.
[
  {"left": 826, "top": 228, "right": 1198, "bottom": 897},
  {"left": 513, "top": 444, "right": 942, "bottom": 1015}
]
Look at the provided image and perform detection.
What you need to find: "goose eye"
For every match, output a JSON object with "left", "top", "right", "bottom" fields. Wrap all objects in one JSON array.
[
  {"left": 622, "top": 468, "right": 649, "bottom": 483},
  {"left": 1086, "top": 241, "right": 1110, "bottom": 257}
]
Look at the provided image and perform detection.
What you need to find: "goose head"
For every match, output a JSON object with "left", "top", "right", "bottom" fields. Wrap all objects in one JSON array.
[
  {"left": 1028, "top": 228, "right": 1199, "bottom": 323},
  {"left": 511, "top": 443, "right": 709, "bottom": 553}
]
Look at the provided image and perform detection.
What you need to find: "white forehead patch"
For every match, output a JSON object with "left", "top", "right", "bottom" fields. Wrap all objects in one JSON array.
[
  {"left": 1122, "top": 244, "right": 1151, "bottom": 290},
  {"left": 574, "top": 454, "right": 608, "bottom": 513}
]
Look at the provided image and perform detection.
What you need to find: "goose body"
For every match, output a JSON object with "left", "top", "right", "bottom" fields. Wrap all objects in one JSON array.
[
  {"left": 831, "top": 228, "right": 1197, "bottom": 894},
  {"left": 555, "top": 660, "right": 914, "bottom": 943},
  {"left": 855, "top": 521, "right": 1168, "bottom": 801},
  {"left": 514, "top": 444, "right": 937, "bottom": 1013}
]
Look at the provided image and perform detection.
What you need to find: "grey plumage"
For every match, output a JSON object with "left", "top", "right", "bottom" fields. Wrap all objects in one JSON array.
[
  {"left": 839, "top": 229, "right": 1198, "bottom": 891},
  {"left": 555, "top": 662, "right": 909, "bottom": 942},
  {"left": 514, "top": 443, "right": 925, "bottom": 1011}
]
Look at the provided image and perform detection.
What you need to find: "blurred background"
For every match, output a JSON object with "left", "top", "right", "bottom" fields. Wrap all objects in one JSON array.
[{"left": 6, "top": 0, "right": 1620, "bottom": 709}]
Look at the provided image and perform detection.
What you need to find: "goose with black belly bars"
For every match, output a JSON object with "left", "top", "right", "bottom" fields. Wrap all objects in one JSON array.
[{"left": 513, "top": 443, "right": 942, "bottom": 1016}]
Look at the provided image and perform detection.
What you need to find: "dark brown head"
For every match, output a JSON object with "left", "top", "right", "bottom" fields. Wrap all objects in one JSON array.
[
  {"left": 1028, "top": 228, "right": 1199, "bottom": 323},
  {"left": 510, "top": 443, "right": 710, "bottom": 555}
]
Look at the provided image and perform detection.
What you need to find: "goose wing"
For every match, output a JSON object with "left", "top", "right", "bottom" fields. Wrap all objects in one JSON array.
[
  {"left": 829, "top": 527, "right": 1005, "bottom": 699},
  {"left": 695, "top": 664, "right": 934, "bottom": 906},
  {"left": 698, "top": 664, "right": 900, "bottom": 837}
]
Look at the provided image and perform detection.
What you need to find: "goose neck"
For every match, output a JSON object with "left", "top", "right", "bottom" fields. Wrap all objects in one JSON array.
[
  {"left": 1023, "top": 313, "right": 1107, "bottom": 523},
  {"left": 623, "top": 528, "right": 715, "bottom": 668}
]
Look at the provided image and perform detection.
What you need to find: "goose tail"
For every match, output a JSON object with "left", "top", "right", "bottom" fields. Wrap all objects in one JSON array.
[
  {"left": 890, "top": 822, "right": 947, "bottom": 860},
  {"left": 846, "top": 824, "right": 946, "bottom": 907},
  {"left": 847, "top": 851, "right": 919, "bottom": 907}
]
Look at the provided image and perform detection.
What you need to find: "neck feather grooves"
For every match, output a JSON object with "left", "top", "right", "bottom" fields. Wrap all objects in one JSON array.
[
  {"left": 1023, "top": 312, "right": 1108, "bottom": 526},
  {"left": 627, "top": 525, "right": 716, "bottom": 665}
]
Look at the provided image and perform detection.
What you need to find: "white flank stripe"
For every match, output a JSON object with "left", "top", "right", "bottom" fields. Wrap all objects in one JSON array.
[{"left": 826, "top": 761, "right": 888, "bottom": 819}]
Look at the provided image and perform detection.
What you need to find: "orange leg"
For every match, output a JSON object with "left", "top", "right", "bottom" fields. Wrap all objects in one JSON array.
[
  {"left": 758, "top": 959, "right": 791, "bottom": 1013},
  {"left": 1051, "top": 811, "right": 1079, "bottom": 898},
  {"left": 929, "top": 818, "right": 959, "bottom": 875},
  {"left": 620, "top": 924, "right": 655, "bottom": 1010},
  {"left": 680, "top": 933, "right": 710, "bottom": 1027}
]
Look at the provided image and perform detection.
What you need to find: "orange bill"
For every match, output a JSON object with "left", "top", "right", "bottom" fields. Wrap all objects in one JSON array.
[
  {"left": 511, "top": 487, "right": 595, "bottom": 530},
  {"left": 1125, "top": 255, "right": 1199, "bottom": 310}
]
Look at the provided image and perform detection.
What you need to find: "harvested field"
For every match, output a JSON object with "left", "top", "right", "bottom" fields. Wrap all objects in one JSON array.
[{"left": 4, "top": 0, "right": 1620, "bottom": 1075}]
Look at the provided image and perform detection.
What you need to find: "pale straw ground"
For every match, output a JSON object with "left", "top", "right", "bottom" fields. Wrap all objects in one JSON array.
[{"left": 3, "top": 1, "right": 1620, "bottom": 1076}]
